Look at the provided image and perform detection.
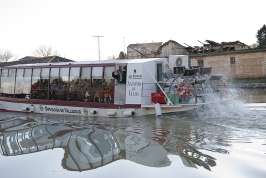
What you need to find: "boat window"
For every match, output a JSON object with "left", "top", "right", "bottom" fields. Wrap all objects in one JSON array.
[
  {"left": 69, "top": 67, "right": 81, "bottom": 101},
  {"left": 23, "top": 69, "right": 32, "bottom": 98},
  {"left": 32, "top": 68, "right": 50, "bottom": 100},
  {"left": 0, "top": 70, "right": 10, "bottom": 97},
  {"left": 92, "top": 67, "right": 103, "bottom": 77},
  {"left": 103, "top": 66, "right": 115, "bottom": 103},
  {"left": 40, "top": 68, "right": 49, "bottom": 90},
  {"left": 1, "top": 69, "right": 8, "bottom": 77},
  {"left": 79, "top": 67, "right": 91, "bottom": 102},
  {"left": 92, "top": 67, "right": 103, "bottom": 102},
  {"left": 50, "top": 68, "right": 59, "bottom": 100},
  {"left": 9, "top": 69, "right": 16, "bottom": 77},
  {"left": 16, "top": 69, "right": 24, "bottom": 77},
  {"left": 7, "top": 69, "right": 16, "bottom": 96},
  {"left": 55, "top": 68, "right": 69, "bottom": 101},
  {"left": 31, "top": 69, "right": 41, "bottom": 99},
  {"left": 15, "top": 69, "right": 24, "bottom": 97}
]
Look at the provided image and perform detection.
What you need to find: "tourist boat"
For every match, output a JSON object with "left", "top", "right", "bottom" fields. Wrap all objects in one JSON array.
[{"left": 0, "top": 55, "right": 232, "bottom": 117}]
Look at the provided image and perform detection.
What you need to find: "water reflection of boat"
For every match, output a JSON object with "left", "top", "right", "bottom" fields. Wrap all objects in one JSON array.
[
  {"left": 0, "top": 116, "right": 216, "bottom": 171},
  {"left": 0, "top": 55, "right": 233, "bottom": 117}
]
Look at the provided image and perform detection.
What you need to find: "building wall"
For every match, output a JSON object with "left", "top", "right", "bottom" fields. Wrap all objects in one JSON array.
[
  {"left": 189, "top": 50, "right": 266, "bottom": 78},
  {"left": 158, "top": 42, "right": 187, "bottom": 57},
  {"left": 127, "top": 43, "right": 162, "bottom": 59}
]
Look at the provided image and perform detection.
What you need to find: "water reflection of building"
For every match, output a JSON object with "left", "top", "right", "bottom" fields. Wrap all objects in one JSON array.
[{"left": 0, "top": 117, "right": 217, "bottom": 171}]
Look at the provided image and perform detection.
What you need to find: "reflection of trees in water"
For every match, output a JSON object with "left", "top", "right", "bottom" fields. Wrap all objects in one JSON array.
[
  {"left": 165, "top": 140, "right": 217, "bottom": 170},
  {"left": 160, "top": 119, "right": 235, "bottom": 170}
]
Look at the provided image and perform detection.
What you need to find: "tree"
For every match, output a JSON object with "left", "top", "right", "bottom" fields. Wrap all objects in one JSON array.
[
  {"left": 107, "top": 55, "right": 117, "bottom": 60},
  {"left": 249, "top": 43, "right": 258, "bottom": 49},
  {"left": 256, "top": 24, "right": 266, "bottom": 47},
  {"left": 117, "top": 51, "right": 127, "bottom": 59},
  {"left": 0, "top": 49, "right": 14, "bottom": 62},
  {"left": 33, "top": 45, "right": 60, "bottom": 57}
]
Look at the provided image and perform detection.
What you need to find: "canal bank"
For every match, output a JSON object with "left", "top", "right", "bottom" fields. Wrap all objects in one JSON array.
[{"left": 226, "top": 78, "right": 266, "bottom": 103}]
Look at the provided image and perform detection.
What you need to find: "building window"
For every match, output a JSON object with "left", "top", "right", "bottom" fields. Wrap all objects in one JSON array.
[
  {"left": 197, "top": 60, "right": 204, "bottom": 67},
  {"left": 230, "top": 57, "right": 235, "bottom": 64}
]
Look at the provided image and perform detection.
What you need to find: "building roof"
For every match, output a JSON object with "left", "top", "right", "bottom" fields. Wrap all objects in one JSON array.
[
  {"left": 127, "top": 42, "right": 163, "bottom": 48},
  {"left": 205, "top": 40, "right": 248, "bottom": 47},
  {"left": 188, "top": 47, "right": 266, "bottom": 57},
  {"left": 1, "top": 58, "right": 166, "bottom": 69},
  {"left": 154, "top": 40, "right": 186, "bottom": 56},
  {"left": 18, "top": 56, "right": 38, "bottom": 61},
  {"left": 0, "top": 56, "right": 74, "bottom": 68}
]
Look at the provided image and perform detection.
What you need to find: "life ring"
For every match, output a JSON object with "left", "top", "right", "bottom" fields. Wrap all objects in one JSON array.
[
  {"left": 215, "top": 79, "right": 227, "bottom": 90},
  {"left": 177, "top": 82, "right": 191, "bottom": 98}
]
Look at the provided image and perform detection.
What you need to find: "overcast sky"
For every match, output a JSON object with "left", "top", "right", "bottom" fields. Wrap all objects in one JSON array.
[{"left": 0, "top": 0, "right": 265, "bottom": 61}]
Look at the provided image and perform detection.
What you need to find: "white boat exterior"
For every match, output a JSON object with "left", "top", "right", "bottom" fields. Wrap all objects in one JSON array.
[{"left": 0, "top": 55, "right": 232, "bottom": 117}]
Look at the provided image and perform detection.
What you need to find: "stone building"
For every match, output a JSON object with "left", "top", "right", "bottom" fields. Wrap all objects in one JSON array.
[
  {"left": 127, "top": 40, "right": 187, "bottom": 59},
  {"left": 189, "top": 48, "right": 266, "bottom": 78},
  {"left": 127, "top": 39, "right": 266, "bottom": 78},
  {"left": 154, "top": 40, "right": 188, "bottom": 57},
  {"left": 127, "top": 42, "right": 163, "bottom": 59}
]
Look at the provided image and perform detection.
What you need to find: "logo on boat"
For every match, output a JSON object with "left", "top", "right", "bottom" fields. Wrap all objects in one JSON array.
[
  {"left": 83, "top": 108, "right": 88, "bottom": 115},
  {"left": 128, "top": 75, "right": 133, "bottom": 79},
  {"left": 39, "top": 105, "right": 44, "bottom": 111}
]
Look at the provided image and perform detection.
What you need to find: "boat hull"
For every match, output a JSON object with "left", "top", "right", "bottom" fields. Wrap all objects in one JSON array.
[{"left": 0, "top": 99, "right": 199, "bottom": 117}]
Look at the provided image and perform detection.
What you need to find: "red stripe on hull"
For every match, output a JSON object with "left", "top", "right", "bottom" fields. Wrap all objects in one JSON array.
[{"left": 0, "top": 97, "right": 141, "bottom": 109}]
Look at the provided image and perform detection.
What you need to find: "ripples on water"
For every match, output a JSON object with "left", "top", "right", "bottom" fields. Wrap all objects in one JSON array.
[{"left": 0, "top": 100, "right": 266, "bottom": 178}]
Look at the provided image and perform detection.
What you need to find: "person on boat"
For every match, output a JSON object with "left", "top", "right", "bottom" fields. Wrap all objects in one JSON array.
[
  {"left": 112, "top": 66, "right": 127, "bottom": 84},
  {"left": 58, "top": 78, "right": 64, "bottom": 89},
  {"left": 51, "top": 79, "right": 58, "bottom": 90}
]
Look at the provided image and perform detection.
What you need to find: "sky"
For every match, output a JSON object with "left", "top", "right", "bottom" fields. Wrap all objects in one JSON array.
[{"left": 0, "top": 0, "right": 265, "bottom": 61}]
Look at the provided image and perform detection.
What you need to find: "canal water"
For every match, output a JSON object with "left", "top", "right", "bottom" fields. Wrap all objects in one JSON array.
[{"left": 0, "top": 99, "right": 265, "bottom": 178}]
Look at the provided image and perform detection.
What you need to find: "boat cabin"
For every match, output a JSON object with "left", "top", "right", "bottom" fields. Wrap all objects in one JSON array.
[{"left": 0, "top": 55, "right": 188, "bottom": 106}]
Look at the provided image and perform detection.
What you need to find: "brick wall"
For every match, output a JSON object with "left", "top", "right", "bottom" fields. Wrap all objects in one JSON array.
[{"left": 189, "top": 50, "right": 266, "bottom": 78}]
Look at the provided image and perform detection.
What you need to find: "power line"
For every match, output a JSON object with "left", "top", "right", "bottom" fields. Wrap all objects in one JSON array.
[{"left": 93, "top": 35, "right": 104, "bottom": 60}]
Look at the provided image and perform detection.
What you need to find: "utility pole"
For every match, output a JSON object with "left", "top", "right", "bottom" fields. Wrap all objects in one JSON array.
[{"left": 93, "top": 35, "right": 104, "bottom": 60}]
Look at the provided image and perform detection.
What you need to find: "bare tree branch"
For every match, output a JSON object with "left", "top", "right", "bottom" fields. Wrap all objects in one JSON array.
[
  {"left": 107, "top": 55, "right": 117, "bottom": 60},
  {"left": 0, "top": 50, "right": 14, "bottom": 62},
  {"left": 33, "top": 45, "right": 60, "bottom": 57}
]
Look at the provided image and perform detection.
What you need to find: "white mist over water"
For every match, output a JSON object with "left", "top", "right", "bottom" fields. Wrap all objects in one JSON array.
[
  {"left": 194, "top": 100, "right": 252, "bottom": 119},
  {"left": 163, "top": 99, "right": 265, "bottom": 121}
]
